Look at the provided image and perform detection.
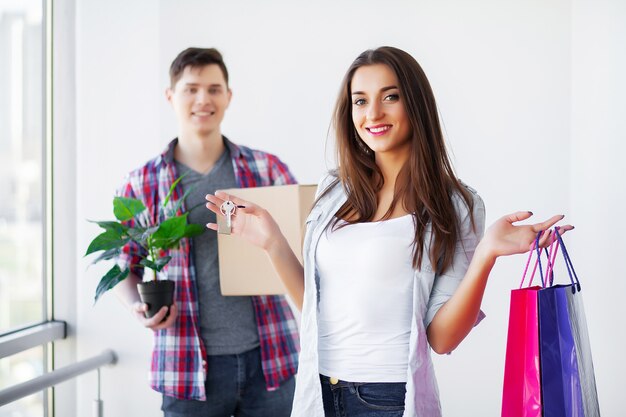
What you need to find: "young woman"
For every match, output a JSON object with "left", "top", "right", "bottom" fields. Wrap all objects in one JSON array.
[{"left": 205, "top": 46, "right": 571, "bottom": 417}]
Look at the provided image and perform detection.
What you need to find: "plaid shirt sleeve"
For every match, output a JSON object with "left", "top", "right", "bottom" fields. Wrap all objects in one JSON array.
[{"left": 266, "top": 153, "right": 297, "bottom": 186}]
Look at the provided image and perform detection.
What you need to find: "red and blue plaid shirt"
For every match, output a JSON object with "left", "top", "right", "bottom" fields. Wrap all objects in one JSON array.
[{"left": 116, "top": 137, "right": 300, "bottom": 401}]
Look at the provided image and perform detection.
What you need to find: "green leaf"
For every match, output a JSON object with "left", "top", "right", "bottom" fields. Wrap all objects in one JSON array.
[
  {"left": 94, "top": 265, "right": 129, "bottom": 303},
  {"left": 162, "top": 172, "right": 189, "bottom": 209},
  {"left": 154, "top": 256, "right": 172, "bottom": 270},
  {"left": 90, "top": 247, "right": 121, "bottom": 265},
  {"left": 85, "top": 230, "right": 129, "bottom": 256},
  {"left": 127, "top": 227, "right": 146, "bottom": 242},
  {"left": 140, "top": 256, "right": 172, "bottom": 272},
  {"left": 127, "top": 225, "right": 159, "bottom": 246},
  {"left": 88, "top": 220, "right": 128, "bottom": 235},
  {"left": 183, "top": 201, "right": 206, "bottom": 216},
  {"left": 139, "top": 258, "right": 157, "bottom": 271},
  {"left": 151, "top": 215, "right": 188, "bottom": 249},
  {"left": 113, "top": 197, "right": 146, "bottom": 222},
  {"left": 165, "top": 186, "right": 194, "bottom": 218},
  {"left": 184, "top": 224, "right": 205, "bottom": 238}
]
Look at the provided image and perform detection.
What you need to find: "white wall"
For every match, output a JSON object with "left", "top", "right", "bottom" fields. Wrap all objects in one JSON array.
[
  {"left": 570, "top": 0, "right": 626, "bottom": 413},
  {"left": 59, "top": 0, "right": 624, "bottom": 416},
  {"left": 73, "top": 1, "right": 163, "bottom": 416}
]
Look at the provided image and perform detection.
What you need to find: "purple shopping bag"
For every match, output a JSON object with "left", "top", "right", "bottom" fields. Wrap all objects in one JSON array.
[
  {"left": 538, "top": 286, "right": 585, "bottom": 417},
  {"left": 537, "top": 235, "right": 584, "bottom": 417}
]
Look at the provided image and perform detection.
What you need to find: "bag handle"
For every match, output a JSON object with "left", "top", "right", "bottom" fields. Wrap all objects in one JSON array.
[
  {"left": 555, "top": 228, "right": 581, "bottom": 293},
  {"left": 519, "top": 233, "right": 539, "bottom": 288},
  {"left": 519, "top": 231, "right": 559, "bottom": 288},
  {"left": 542, "top": 226, "right": 580, "bottom": 291},
  {"left": 520, "top": 232, "right": 546, "bottom": 288},
  {"left": 519, "top": 228, "right": 580, "bottom": 292},
  {"left": 542, "top": 226, "right": 579, "bottom": 290},
  {"left": 544, "top": 228, "right": 561, "bottom": 286}
]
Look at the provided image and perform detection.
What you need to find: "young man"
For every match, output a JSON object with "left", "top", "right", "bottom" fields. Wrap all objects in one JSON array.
[{"left": 114, "top": 48, "right": 299, "bottom": 417}]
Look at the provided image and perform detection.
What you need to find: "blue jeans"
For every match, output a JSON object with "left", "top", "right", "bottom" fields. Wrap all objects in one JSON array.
[
  {"left": 162, "top": 347, "right": 295, "bottom": 417},
  {"left": 320, "top": 375, "right": 406, "bottom": 417}
]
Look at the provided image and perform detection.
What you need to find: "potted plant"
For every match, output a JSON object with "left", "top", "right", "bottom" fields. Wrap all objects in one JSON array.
[{"left": 85, "top": 178, "right": 204, "bottom": 318}]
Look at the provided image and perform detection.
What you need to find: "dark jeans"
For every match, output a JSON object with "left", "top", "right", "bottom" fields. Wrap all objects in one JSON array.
[
  {"left": 320, "top": 375, "right": 406, "bottom": 417},
  {"left": 162, "top": 347, "right": 295, "bottom": 417}
]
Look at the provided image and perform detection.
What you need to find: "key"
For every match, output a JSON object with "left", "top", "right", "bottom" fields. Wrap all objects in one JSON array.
[{"left": 219, "top": 200, "right": 236, "bottom": 234}]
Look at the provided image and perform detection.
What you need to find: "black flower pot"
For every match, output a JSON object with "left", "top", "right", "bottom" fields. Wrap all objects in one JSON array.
[{"left": 137, "top": 280, "right": 175, "bottom": 320}]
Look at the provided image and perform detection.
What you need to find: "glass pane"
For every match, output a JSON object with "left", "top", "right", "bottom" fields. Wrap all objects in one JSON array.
[
  {"left": 0, "top": 346, "right": 45, "bottom": 417},
  {"left": 0, "top": 1, "right": 44, "bottom": 333}
]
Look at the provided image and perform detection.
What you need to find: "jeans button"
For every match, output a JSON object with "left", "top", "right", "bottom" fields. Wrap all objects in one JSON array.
[{"left": 330, "top": 377, "right": 339, "bottom": 385}]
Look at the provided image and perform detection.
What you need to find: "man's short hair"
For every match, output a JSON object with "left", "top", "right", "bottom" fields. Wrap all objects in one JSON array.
[{"left": 169, "top": 47, "right": 229, "bottom": 87}]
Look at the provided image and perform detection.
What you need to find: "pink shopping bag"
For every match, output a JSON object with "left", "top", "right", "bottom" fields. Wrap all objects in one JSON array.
[
  {"left": 502, "top": 286, "right": 542, "bottom": 417},
  {"left": 502, "top": 236, "right": 547, "bottom": 417}
]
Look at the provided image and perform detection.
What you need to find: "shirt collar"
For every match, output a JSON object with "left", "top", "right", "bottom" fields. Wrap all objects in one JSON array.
[{"left": 162, "top": 135, "right": 241, "bottom": 165}]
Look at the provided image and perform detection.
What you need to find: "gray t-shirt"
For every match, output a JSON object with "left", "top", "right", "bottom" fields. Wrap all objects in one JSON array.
[{"left": 175, "top": 148, "right": 260, "bottom": 355}]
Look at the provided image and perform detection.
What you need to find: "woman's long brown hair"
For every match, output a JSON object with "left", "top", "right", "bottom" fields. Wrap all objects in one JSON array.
[{"left": 330, "top": 46, "right": 475, "bottom": 274}]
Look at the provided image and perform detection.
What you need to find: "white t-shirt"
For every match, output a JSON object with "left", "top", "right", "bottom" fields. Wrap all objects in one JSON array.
[{"left": 316, "top": 214, "right": 415, "bottom": 382}]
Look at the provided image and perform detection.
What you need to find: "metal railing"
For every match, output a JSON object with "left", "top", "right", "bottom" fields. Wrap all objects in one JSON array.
[
  {"left": 0, "top": 349, "right": 117, "bottom": 407},
  {"left": 0, "top": 321, "right": 117, "bottom": 416},
  {"left": 0, "top": 321, "right": 66, "bottom": 359}
]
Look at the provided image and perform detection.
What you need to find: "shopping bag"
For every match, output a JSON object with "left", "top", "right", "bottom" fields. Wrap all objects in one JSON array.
[
  {"left": 502, "top": 236, "right": 547, "bottom": 417},
  {"left": 557, "top": 233, "right": 601, "bottom": 417},
  {"left": 536, "top": 235, "right": 584, "bottom": 417},
  {"left": 503, "top": 230, "right": 601, "bottom": 417},
  {"left": 502, "top": 286, "right": 543, "bottom": 417},
  {"left": 537, "top": 284, "right": 584, "bottom": 417}
]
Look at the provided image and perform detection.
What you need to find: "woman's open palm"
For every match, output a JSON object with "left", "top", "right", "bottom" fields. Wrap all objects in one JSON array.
[
  {"left": 205, "top": 191, "right": 283, "bottom": 251},
  {"left": 482, "top": 211, "right": 574, "bottom": 258}
]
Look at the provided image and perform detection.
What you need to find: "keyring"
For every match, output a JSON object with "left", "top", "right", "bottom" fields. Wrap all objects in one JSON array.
[{"left": 219, "top": 200, "right": 237, "bottom": 217}]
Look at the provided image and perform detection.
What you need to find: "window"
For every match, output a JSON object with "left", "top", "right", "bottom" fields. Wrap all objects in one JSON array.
[
  {"left": 0, "top": 0, "right": 47, "bottom": 415},
  {"left": 0, "top": 347, "right": 45, "bottom": 417}
]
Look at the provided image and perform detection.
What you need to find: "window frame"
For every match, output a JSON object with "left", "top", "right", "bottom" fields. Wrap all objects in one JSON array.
[{"left": 0, "top": 0, "right": 56, "bottom": 414}]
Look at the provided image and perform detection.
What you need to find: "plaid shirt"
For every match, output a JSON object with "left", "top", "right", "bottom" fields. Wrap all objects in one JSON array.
[{"left": 116, "top": 137, "right": 300, "bottom": 401}]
